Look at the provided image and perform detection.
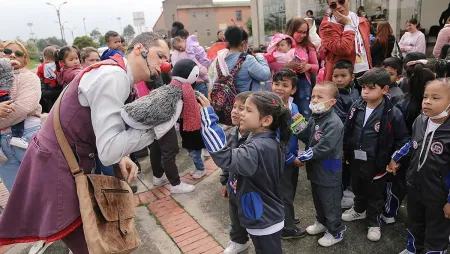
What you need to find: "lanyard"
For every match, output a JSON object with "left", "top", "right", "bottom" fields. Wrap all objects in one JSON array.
[{"left": 418, "top": 120, "right": 437, "bottom": 171}]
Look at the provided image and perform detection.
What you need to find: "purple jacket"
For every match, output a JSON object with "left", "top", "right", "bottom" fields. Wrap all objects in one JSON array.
[{"left": 186, "top": 35, "right": 211, "bottom": 80}]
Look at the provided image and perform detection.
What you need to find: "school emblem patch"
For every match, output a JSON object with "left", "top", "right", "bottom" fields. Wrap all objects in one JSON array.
[
  {"left": 315, "top": 125, "right": 320, "bottom": 131},
  {"left": 349, "top": 108, "right": 356, "bottom": 119},
  {"left": 431, "top": 142, "right": 444, "bottom": 155},
  {"left": 412, "top": 141, "right": 418, "bottom": 149},
  {"left": 314, "top": 130, "right": 323, "bottom": 141},
  {"left": 374, "top": 122, "right": 380, "bottom": 132}
]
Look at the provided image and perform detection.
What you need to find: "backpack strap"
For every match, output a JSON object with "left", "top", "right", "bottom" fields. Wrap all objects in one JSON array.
[{"left": 216, "top": 52, "right": 247, "bottom": 81}]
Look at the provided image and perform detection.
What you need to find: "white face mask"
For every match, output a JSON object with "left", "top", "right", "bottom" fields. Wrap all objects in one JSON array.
[
  {"left": 428, "top": 104, "right": 450, "bottom": 120},
  {"left": 309, "top": 100, "right": 333, "bottom": 114}
]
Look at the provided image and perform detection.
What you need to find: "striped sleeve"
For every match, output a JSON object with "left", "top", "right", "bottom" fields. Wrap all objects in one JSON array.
[
  {"left": 299, "top": 148, "right": 314, "bottom": 162},
  {"left": 391, "top": 141, "right": 411, "bottom": 162},
  {"left": 200, "top": 106, "right": 227, "bottom": 152}
]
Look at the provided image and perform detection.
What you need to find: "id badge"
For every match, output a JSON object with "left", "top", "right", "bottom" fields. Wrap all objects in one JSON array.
[
  {"left": 354, "top": 150, "right": 367, "bottom": 161},
  {"left": 291, "top": 117, "right": 308, "bottom": 135}
]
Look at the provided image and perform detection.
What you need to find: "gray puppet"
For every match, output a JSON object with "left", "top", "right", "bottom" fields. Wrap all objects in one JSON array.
[{"left": 0, "top": 58, "right": 14, "bottom": 93}]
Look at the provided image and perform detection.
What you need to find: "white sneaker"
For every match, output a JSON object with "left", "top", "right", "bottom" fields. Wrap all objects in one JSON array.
[
  {"left": 341, "top": 207, "right": 366, "bottom": 222},
  {"left": 224, "top": 241, "right": 248, "bottom": 254},
  {"left": 367, "top": 227, "right": 381, "bottom": 241},
  {"left": 306, "top": 221, "right": 327, "bottom": 235},
  {"left": 192, "top": 169, "right": 207, "bottom": 179},
  {"left": 381, "top": 214, "right": 396, "bottom": 224},
  {"left": 9, "top": 137, "right": 28, "bottom": 149},
  {"left": 153, "top": 174, "right": 169, "bottom": 186},
  {"left": 171, "top": 182, "right": 195, "bottom": 194},
  {"left": 343, "top": 189, "right": 355, "bottom": 198},
  {"left": 318, "top": 231, "right": 344, "bottom": 247},
  {"left": 398, "top": 249, "right": 414, "bottom": 254},
  {"left": 29, "top": 240, "right": 53, "bottom": 254},
  {"left": 341, "top": 196, "right": 354, "bottom": 209},
  {"left": 0, "top": 148, "right": 7, "bottom": 163}
]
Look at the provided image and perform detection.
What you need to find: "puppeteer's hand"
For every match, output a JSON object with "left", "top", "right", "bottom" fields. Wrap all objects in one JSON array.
[{"left": 198, "top": 94, "right": 211, "bottom": 108}]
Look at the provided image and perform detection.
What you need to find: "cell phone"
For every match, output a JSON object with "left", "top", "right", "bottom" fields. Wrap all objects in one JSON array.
[
  {"left": 295, "top": 55, "right": 303, "bottom": 63},
  {"left": 291, "top": 117, "right": 308, "bottom": 135}
]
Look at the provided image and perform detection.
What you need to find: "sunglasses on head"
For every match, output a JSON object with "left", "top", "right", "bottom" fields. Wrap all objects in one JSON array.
[
  {"left": 329, "top": 0, "right": 346, "bottom": 10},
  {"left": 3, "top": 48, "right": 25, "bottom": 58}
]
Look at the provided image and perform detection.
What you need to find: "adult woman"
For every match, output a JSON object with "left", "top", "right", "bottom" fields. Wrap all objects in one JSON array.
[
  {"left": 0, "top": 33, "right": 171, "bottom": 253},
  {"left": 357, "top": 6, "right": 368, "bottom": 19},
  {"left": 371, "top": 22, "right": 395, "bottom": 67},
  {"left": 80, "top": 47, "right": 101, "bottom": 68},
  {"left": 398, "top": 18, "right": 426, "bottom": 57},
  {"left": 0, "top": 41, "right": 41, "bottom": 192},
  {"left": 285, "top": 18, "right": 319, "bottom": 119},
  {"left": 320, "top": 0, "right": 372, "bottom": 83},
  {"left": 216, "top": 30, "right": 225, "bottom": 43},
  {"left": 433, "top": 17, "right": 450, "bottom": 58}
]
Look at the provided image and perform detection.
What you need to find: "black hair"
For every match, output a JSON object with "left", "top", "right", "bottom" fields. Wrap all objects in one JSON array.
[
  {"left": 403, "top": 52, "right": 426, "bottom": 70},
  {"left": 280, "top": 38, "right": 292, "bottom": 46},
  {"left": 120, "top": 36, "right": 125, "bottom": 43},
  {"left": 306, "top": 10, "right": 313, "bottom": 15},
  {"left": 54, "top": 46, "right": 79, "bottom": 72},
  {"left": 285, "top": 18, "right": 293, "bottom": 32},
  {"left": 382, "top": 57, "right": 403, "bottom": 76},
  {"left": 217, "top": 30, "right": 223, "bottom": 36},
  {"left": 406, "top": 18, "right": 420, "bottom": 28},
  {"left": 171, "top": 22, "right": 189, "bottom": 39},
  {"left": 333, "top": 60, "right": 354, "bottom": 74},
  {"left": 358, "top": 67, "right": 391, "bottom": 88},
  {"left": 429, "top": 59, "right": 449, "bottom": 78},
  {"left": 273, "top": 68, "right": 298, "bottom": 89},
  {"left": 105, "top": 31, "right": 120, "bottom": 43},
  {"left": 247, "top": 91, "right": 291, "bottom": 148},
  {"left": 235, "top": 91, "right": 252, "bottom": 102},
  {"left": 224, "top": 26, "right": 248, "bottom": 49}
]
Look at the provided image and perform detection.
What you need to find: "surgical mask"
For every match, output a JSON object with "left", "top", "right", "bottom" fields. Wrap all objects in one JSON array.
[
  {"left": 309, "top": 100, "right": 333, "bottom": 114},
  {"left": 375, "top": 11, "right": 381, "bottom": 15},
  {"left": 429, "top": 104, "right": 450, "bottom": 120}
]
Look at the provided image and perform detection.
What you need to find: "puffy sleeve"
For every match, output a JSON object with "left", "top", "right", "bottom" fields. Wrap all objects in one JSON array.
[{"left": 320, "top": 22, "right": 356, "bottom": 56}]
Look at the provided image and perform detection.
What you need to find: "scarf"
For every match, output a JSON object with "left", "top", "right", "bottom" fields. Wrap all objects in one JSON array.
[{"left": 170, "top": 79, "right": 201, "bottom": 131}]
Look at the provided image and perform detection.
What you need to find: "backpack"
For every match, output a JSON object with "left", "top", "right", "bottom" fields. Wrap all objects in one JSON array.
[{"left": 210, "top": 53, "right": 247, "bottom": 125}]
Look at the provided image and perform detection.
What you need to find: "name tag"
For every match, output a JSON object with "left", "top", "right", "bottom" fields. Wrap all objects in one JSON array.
[{"left": 354, "top": 150, "right": 367, "bottom": 161}]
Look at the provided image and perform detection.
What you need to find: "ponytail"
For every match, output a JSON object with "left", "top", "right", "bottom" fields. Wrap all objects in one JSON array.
[
  {"left": 54, "top": 46, "right": 79, "bottom": 72},
  {"left": 277, "top": 107, "right": 292, "bottom": 148},
  {"left": 406, "top": 64, "right": 435, "bottom": 127},
  {"left": 54, "top": 49, "right": 61, "bottom": 72}
]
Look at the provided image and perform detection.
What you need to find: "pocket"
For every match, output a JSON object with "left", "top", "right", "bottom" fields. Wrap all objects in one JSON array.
[
  {"left": 29, "top": 136, "right": 51, "bottom": 158},
  {"left": 240, "top": 192, "right": 264, "bottom": 220}
]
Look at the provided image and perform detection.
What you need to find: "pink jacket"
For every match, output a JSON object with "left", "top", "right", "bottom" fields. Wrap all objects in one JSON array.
[{"left": 433, "top": 24, "right": 450, "bottom": 58}]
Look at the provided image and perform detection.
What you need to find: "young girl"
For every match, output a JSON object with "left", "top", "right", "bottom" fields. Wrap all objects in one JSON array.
[
  {"left": 80, "top": 47, "right": 100, "bottom": 69},
  {"left": 55, "top": 46, "right": 82, "bottom": 87},
  {"left": 389, "top": 79, "right": 450, "bottom": 254},
  {"left": 199, "top": 91, "right": 290, "bottom": 254},
  {"left": 264, "top": 33, "right": 299, "bottom": 74}
]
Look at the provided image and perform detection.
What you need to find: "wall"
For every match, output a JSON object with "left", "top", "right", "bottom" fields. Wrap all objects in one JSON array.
[
  {"left": 153, "top": 13, "right": 166, "bottom": 34},
  {"left": 421, "top": 0, "right": 448, "bottom": 32}
]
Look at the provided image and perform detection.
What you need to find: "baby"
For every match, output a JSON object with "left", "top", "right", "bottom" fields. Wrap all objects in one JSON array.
[{"left": 264, "top": 33, "right": 299, "bottom": 74}]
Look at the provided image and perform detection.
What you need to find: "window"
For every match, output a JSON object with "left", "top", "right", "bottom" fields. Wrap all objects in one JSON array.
[
  {"left": 205, "top": 11, "right": 209, "bottom": 17},
  {"left": 207, "top": 29, "right": 210, "bottom": 36},
  {"left": 236, "top": 10, "right": 242, "bottom": 21},
  {"left": 192, "top": 11, "right": 196, "bottom": 17}
]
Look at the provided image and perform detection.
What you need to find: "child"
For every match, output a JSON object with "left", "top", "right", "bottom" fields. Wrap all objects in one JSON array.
[
  {"left": 271, "top": 68, "right": 306, "bottom": 239},
  {"left": 342, "top": 68, "right": 409, "bottom": 242},
  {"left": 199, "top": 91, "right": 290, "bottom": 254},
  {"left": 38, "top": 46, "right": 60, "bottom": 113},
  {"left": 389, "top": 79, "right": 450, "bottom": 254},
  {"left": 80, "top": 47, "right": 100, "bottom": 68},
  {"left": 100, "top": 31, "right": 124, "bottom": 60},
  {"left": 222, "top": 91, "right": 252, "bottom": 254},
  {"left": 381, "top": 57, "right": 404, "bottom": 106},
  {"left": 264, "top": 34, "right": 298, "bottom": 74},
  {"left": 297, "top": 81, "right": 345, "bottom": 247},
  {"left": 55, "top": 46, "right": 82, "bottom": 87},
  {"left": 332, "top": 60, "right": 360, "bottom": 209},
  {"left": 119, "top": 36, "right": 127, "bottom": 54}
]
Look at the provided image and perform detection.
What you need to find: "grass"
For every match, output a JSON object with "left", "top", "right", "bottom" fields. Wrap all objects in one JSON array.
[{"left": 27, "top": 60, "right": 40, "bottom": 70}]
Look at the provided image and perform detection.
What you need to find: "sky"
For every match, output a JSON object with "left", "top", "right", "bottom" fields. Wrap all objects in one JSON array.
[{"left": 0, "top": 0, "right": 165, "bottom": 44}]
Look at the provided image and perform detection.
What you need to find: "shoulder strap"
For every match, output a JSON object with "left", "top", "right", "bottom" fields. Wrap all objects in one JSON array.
[
  {"left": 395, "top": 39, "right": 404, "bottom": 60},
  {"left": 53, "top": 87, "right": 84, "bottom": 176},
  {"left": 229, "top": 53, "right": 247, "bottom": 78}
]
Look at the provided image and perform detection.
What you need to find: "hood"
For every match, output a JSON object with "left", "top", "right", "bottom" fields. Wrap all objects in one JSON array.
[
  {"left": 267, "top": 33, "right": 296, "bottom": 55},
  {"left": 186, "top": 35, "right": 200, "bottom": 48}
]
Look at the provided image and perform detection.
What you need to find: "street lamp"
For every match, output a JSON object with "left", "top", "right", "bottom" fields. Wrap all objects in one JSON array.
[
  {"left": 117, "top": 17, "right": 122, "bottom": 34},
  {"left": 27, "top": 23, "right": 34, "bottom": 40},
  {"left": 83, "top": 18, "right": 87, "bottom": 36},
  {"left": 46, "top": 1, "right": 68, "bottom": 44}
]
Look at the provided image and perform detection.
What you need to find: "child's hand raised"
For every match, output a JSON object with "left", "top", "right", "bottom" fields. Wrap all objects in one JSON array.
[
  {"left": 386, "top": 159, "right": 401, "bottom": 175},
  {"left": 293, "top": 113, "right": 303, "bottom": 121},
  {"left": 197, "top": 94, "right": 211, "bottom": 108}
]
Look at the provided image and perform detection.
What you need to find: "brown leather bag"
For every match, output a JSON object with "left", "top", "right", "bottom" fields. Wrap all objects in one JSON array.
[{"left": 53, "top": 93, "right": 141, "bottom": 253}]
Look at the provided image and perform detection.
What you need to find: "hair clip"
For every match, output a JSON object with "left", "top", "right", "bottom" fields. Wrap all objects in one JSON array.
[{"left": 272, "top": 98, "right": 279, "bottom": 107}]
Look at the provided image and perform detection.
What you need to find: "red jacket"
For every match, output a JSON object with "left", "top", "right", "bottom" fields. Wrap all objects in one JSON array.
[{"left": 319, "top": 17, "right": 372, "bottom": 81}]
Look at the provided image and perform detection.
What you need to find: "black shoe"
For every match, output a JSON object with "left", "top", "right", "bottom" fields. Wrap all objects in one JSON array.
[
  {"left": 294, "top": 218, "right": 300, "bottom": 224},
  {"left": 282, "top": 227, "right": 307, "bottom": 239}
]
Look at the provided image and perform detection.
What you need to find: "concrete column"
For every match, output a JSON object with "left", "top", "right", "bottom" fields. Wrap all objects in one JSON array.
[
  {"left": 285, "top": 0, "right": 300, "bottom": 20},
  {"left": 388, "top": 0, "right": 401, "bottom": 37}
]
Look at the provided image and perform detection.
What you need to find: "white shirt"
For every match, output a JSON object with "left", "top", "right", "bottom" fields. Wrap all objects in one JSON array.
[
  {"left": 425, "top": 119, "right": 441, "bottom": 137},
  {"left": 364, "top": 107, "right": 374, "bottom": 126}
]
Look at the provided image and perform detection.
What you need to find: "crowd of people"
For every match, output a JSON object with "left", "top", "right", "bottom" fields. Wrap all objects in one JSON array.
[{"left": 0, "top": 0, "right": 450, "bottom": 253}]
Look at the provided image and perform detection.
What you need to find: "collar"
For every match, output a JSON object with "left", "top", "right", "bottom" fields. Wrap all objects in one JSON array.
[
  {"left": 311, "top": 108, "right": 334, "bottom": 120},
  {"left": 247, "top": 131, "right": 277, "bottom": 141},
  {"left": 389, "top": 82, "right": 399, "bottom": 89},
  {"left": 338, "top": 82, "right": 355, "bottom": 94}
]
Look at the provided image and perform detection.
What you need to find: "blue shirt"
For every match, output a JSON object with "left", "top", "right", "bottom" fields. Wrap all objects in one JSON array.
[{"left": 101, "top": 49, "right": 124, "bottom": 61}]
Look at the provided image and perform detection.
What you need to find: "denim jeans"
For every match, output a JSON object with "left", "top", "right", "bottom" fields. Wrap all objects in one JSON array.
[
  {"left": 293, "top": 76, "right": 312, "bottom": 120},
  {"left": 0, "top": 125, "right": 41, "bottom": 192},
  {"left": 0, "top": 94, "right": 25, "bottom": 138},
  {"left": 194, "top": 82, "right": 208, "bottom": 97},
  {"left": 188, "top": 149, "right": 204, "bottom": 171},
  {"left": 94, "top": 156, "right": 114, "bottom": 176}
]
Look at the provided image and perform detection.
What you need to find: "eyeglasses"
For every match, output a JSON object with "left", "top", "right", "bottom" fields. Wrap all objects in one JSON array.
[
  {"left": 296, "top": 31, "right": 308, "bottom": 35},
  {"left": 329, "top": 0, "right": 346, "bottom": 10},
  {"left": 3, "top": 48, "right": 25, "bottom": 58}
]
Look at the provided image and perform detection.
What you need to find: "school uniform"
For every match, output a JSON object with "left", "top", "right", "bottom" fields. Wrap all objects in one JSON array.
[
  {"left": 298, "top": 108, "right": 345, "bottom": 236},
  {"left": 343, "top": 96, "right": 409, "bottom": 227},
  {"left": 200, "top": 106, "right": 285, "bottom": 254},
  {"left": 392, "top": 114, "right": 450, "bottom": 253},
  {"left": 387, "top": 82, "right": 404, "bottom": 106}
]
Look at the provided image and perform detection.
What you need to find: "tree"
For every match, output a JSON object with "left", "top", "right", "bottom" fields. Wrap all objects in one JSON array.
[
  {"left": 90, "top": 29, "right": 102, "bottom": 43},
  {"left": 99, "top": 35, "right": 105, "bottom": 46},
  {"left": 25, "top": 40, "right": 39, "bottom": 61},
  {"left": 123, "top": 25, "right": 135, "bottom": 42},
  {"left": 246, "top": 18, "right": 252, "bottom": 36},
  {"left": 73, "top": 36, "right": 99, "bottom": 50},
  {"left": 35, "top": 37, "right": 65, "bottom": 51}
]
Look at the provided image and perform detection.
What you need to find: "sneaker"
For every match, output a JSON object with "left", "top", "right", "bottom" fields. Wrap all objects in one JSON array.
[
  {"left": 192, "top": 169, "right": 207, "bottom": 179},
  {"left": 153, "top": 174, "right": 169, "bottom": 187},
  {"left": 29, "top": 240, "right": 53, "bottom": 254},
  {"left": 0, "top": 149, "right": 7, "bottom": 163},
  {"left": 318, "top": 231, "right": 344, "bottom": 247},
  {"left": 171, "top": 182, "right": 195, "bottom": 194},
  {"left": 367, "top": 227, "right": 381, "bottom": 241},
  {"left": 381, "top": 214, "right": 396, "bottom": 224},
  {"left": 223, "top": 241, "right": 248, "bottom": 254},
  {"left": 341, "top": 207, "right": 366, "bottom": 222},
  {"left": 343, "top": 189, "right": 355, "bottom": 198},
  {"left": 282, "top": 226, "right": 307, "bottom": 239},
  {"left": 341, "top": 196, "right": 354, "bottom": 209},
  {"left": 306, "top": 221, "right": 327, "bottom": 235},
  {"left": 9, "top": 137, "right": 28, "bottom": 149},
  {"left": 294, "top": 217, "right": 300, "bottom": 224},
  {"left": 398, "top": 249, "right": 414, "bottom": 254}
]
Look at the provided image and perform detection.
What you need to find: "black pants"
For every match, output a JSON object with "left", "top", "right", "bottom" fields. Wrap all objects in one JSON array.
[
  {"left": 227, "top": 186, "right": 249, "bottom": 244},
  {"left": 149, "top": 127, "right": 181, "bottom": 186},
  {"left": 311, "top": 183, "right": 345, "bottom": 236},
  {"left": 40, "top": 87, "right": 62, "bottom": 113},
  {"left": 342, "top": 161, "right": 352, "bottom": 190},
  {"left": 406, "top": 188, "right": 450, "bottom": 253},
  {"left": 280, "top": 164, "right": 299, "bottom": 229},
  {"left": 250, "top": 230, "right": 282, "bottom": 254},
  {"left": 383, "top": 157, "right": 409, "bottom": 218},
  {"left": 351, "top": 160, "right": 386, "bottom": 227}
]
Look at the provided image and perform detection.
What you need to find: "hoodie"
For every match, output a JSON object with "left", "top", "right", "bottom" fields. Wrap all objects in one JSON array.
[
  {"left": 185, "top": 35, "right": 211, "bottom": 81},
  {"left": 100, "top": 48, "right": 124, "bottom": 61},
  {"left": 263, "top": 33, "right": 298, "bottom": 74},
  {"left": 433, "top": 24, "right": 450, "bottom": 58},
  {"left": 56, "top": 66, "right": 82, "bottom": 87}
]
